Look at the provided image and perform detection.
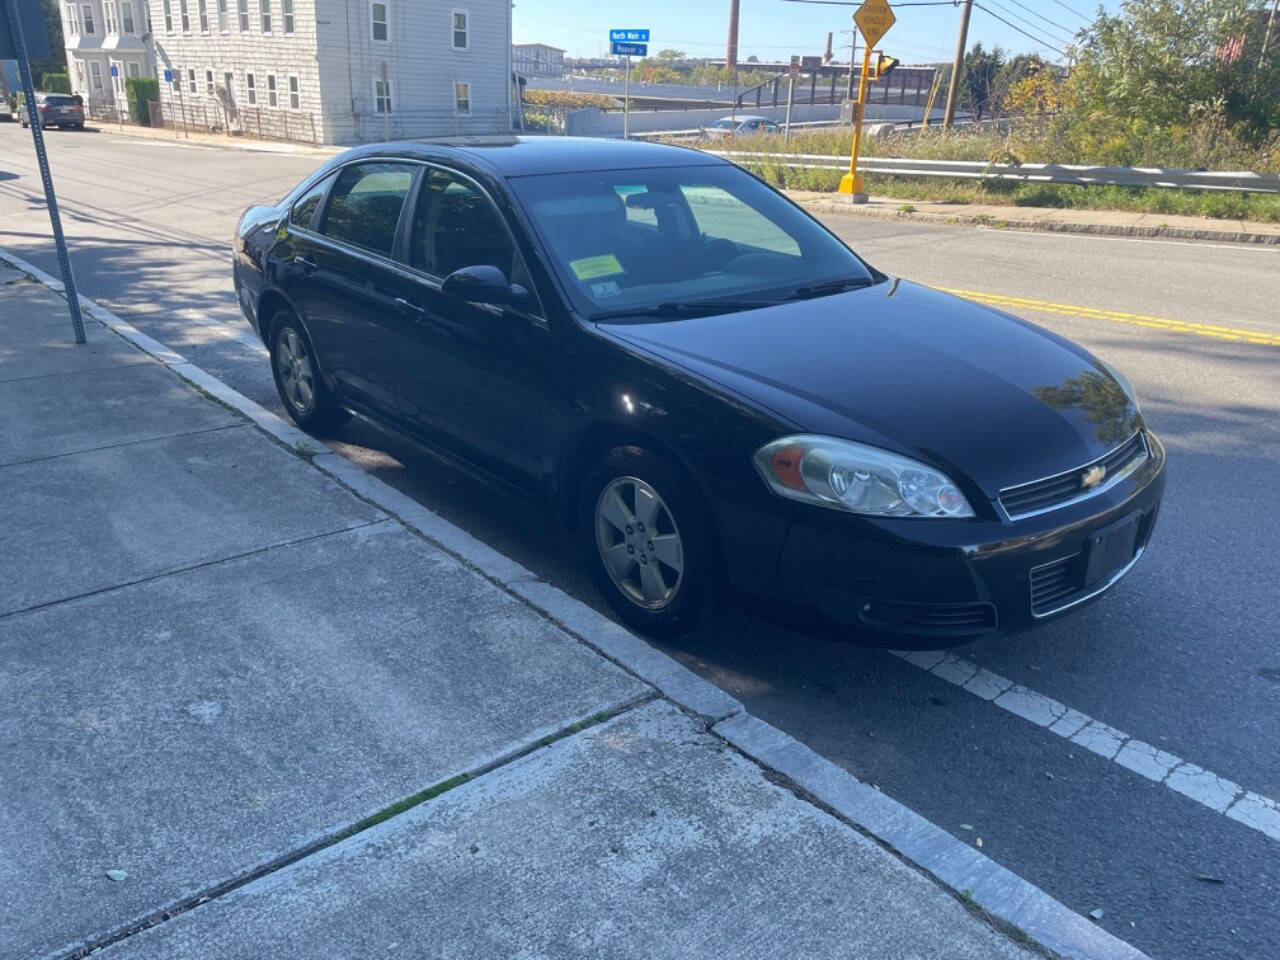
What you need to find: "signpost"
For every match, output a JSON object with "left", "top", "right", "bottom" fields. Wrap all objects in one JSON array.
[
  {"left": 839, "top": 0, "right": 896, "bottom": 200},
  {"left": 610, "top": 29, "right": 649, "bottom": 139},
  {"left": 2, "top": 0, "right": 86, "bottom": 343},
  {"left": 785, "top": 57, "right": 799, "bottom": 143}
]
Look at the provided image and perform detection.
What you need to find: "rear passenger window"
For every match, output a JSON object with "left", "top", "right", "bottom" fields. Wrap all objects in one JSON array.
[
  {"left": 290, "top": 176, "right": 331, "bottom": 229},
  {"left": 320, "top": 162, "right": 415, "bottom": 257}
]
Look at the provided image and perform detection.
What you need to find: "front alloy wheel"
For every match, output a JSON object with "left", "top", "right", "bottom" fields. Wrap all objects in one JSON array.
[
  {"left": 269, "top": 312, "right": 348, "bottom": 432},
  {"left": 581, "top": 447, "right": 720, "bottom": 637},
  {"left": 595, "top": 476, "right": 685, "bottom": 610}
]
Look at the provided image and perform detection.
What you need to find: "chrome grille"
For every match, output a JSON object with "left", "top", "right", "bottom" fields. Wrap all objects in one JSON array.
[{"left": 1000, "top": 432, "right": 1148, "bottom": 519}]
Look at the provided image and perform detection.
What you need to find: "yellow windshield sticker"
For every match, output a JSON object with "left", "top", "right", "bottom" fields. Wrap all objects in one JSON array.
[{"left": 569, "top": 254, "right": 624, "bottom": 280}]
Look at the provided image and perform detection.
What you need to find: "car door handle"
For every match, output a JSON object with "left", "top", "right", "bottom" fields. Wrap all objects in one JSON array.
[
  {"left": 296, "top": 255, "right": 317, "bottom": 272},
  {"left": 395, "top": 297, "right": 427, "bottom": 316}
]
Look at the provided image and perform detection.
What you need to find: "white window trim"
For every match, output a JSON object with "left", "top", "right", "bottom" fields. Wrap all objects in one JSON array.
[
  {"left": 187, "top": 68, "right": 197, "bottom": 93},
  {"left": 197, "top": 0, "right": 208, "bottom": 33},
  {"left": 370, "top": 1, "right": 388, "bottom": 42},
  {"left": 89, "top": 60, "right": 103, "bottom": 90},
  {"left": 454, "top": 79, "right": 471, "bottom": 116},
  {"left": 81, "top": 3, "right": 95, "bottom": 34},
  {"left": 217, "top": 0, "right": 228, "bottom": 32},
  {"left": 64, "top": 4, "right": 79, "bottom": 35},
  {"left": 451, "top": 8, "right": 469, "bottom": 51},
  {"left": 373, "top": 77, "right": 392, "bottom": 115},
  {"left": 179, "top": 0, "right": 190, "bottom": 32},
  {"left": 237, "top": 0, "right": 248, "bottom": 30},
  {"left": 121, "top": 0, "right": 135, "bottom": 33},
  {"left": 205, "top": 68, "right": 214, "bottom": 95},
  {"left": 245, "top": 72, "right": 256, "bottom": 104},
  {"left": 161, "top": 0, "right": 172, "bottom": 30},
  {"left": 266, "top": 73, "right": 278, "bottom": 107},
  {"left": 287, "top": 74, "right": 300, "bottom": 110},
  {"left": 259, "top": 0, "right": 271, "bottom": 32},
  {"left": 282, "top": 0, "right": 293, "bottom": 33}
]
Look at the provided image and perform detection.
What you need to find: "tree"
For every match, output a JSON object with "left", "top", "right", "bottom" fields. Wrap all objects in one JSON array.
[
  {"left": 746, "top": 54, "right": 760, "bottom": 62},
  {"left": 656, "top": 48, "right": 686, "bottom": 61},
  {"left": 961, "top": 43, "right": 1006, "bottom": 121}
]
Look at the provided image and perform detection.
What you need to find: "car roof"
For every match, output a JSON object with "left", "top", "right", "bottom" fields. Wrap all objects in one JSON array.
[
  {"left": 719, "top": 115, "right": 769, "bottom": 123},
  {"left": 332, "top": 136, "right": 727, "bottom": 179}
]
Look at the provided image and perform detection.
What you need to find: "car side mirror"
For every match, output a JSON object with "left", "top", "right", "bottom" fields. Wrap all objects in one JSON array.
[{"left": 441, "top": 264, "right": 528, "bottom": 306}]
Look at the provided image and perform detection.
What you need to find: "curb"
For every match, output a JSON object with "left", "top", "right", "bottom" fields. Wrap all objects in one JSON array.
[
  {"left": 2, "top": 247, "right": 1149, "bottom": 960},
  {"left": 793, "top": 196, "right": 1280, "bottom": 246}
]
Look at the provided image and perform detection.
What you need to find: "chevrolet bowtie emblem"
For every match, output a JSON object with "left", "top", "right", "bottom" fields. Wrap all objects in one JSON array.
[{"left": 1081, "top": 464, "right": 1107, "bottom": 489}]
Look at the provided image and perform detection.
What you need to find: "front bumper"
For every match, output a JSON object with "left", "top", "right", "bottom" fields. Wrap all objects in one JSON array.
[{"left": 719, "top": 432, "right": 1167, "bottom": 648}]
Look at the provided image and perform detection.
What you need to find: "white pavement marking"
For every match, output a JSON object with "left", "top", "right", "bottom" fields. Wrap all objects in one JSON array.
[{"left": 893, "top": 650, "right": 1280, "bottom": 844}]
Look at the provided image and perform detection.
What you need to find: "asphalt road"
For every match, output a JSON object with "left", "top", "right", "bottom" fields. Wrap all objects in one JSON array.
[{"left": 3, "top": 123, "right": 1279, "bottom": 960}]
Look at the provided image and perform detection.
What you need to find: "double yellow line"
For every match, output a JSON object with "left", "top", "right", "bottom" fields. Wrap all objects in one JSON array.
[{"left": 936, "top": 287, "right": 1280, "bottom": 348}]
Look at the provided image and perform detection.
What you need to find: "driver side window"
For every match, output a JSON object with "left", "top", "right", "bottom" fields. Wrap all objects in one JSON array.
[{"left": 410, "top": 170, "right": 513, "bottom": 278}]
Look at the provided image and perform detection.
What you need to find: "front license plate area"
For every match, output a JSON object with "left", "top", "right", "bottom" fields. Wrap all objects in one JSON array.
[{"left": 1084, "top": 511, "right": 1141, "bottom": 587}]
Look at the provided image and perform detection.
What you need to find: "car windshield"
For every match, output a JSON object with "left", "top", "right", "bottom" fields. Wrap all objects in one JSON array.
[
  {"left": 509, "top": 164, "right": 877, "bottom": 321},
  {"left": 709, "top": 118, "right": 737, "bottom": 129}
]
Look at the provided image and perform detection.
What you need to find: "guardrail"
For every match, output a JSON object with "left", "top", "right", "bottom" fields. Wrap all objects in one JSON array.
[{"left": 705, "top": 152, "right": 1280, "bottom": 194}]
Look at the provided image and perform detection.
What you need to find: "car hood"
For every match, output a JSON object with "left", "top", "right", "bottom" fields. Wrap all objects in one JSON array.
[{"left": 600, "top": 280, "right": 1140, "bottom": 499}]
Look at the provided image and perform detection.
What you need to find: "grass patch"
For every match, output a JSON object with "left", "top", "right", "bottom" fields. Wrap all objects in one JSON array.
[
  {"left": 345, "top": 773, "right": 474, "bottom": 837},
  {"left": 896, "top": 203, "right": 916, "bottom": 214}
]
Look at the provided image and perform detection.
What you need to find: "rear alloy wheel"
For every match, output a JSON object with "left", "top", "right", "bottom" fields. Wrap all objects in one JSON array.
[
  {"left": 581, "top": 447, "right": 720, "bottom": 637},
  {"left": 269, "top": 312, "right": 348, "bottom": 432}
]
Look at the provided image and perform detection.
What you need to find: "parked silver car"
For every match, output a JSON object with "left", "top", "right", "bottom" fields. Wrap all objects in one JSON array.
[{"left": 700, "top": 115, "right": 780, "bottom": 141}]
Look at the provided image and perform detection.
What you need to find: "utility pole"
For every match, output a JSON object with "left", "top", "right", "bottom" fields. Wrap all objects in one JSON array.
[
  {"left": 1261, "top": 0, "right": 1278, "bottom": 68},
  {"left": 726, "top": 0, "right": 739, "bottom": 68},
  {"left": 942, "top": 0, "right": 972, "bottom": 130}
]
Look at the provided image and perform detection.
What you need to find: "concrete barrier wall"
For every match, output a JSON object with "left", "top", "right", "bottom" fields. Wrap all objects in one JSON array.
[{"left": 564, "top": 104, "right": 942, "bottom": 138}]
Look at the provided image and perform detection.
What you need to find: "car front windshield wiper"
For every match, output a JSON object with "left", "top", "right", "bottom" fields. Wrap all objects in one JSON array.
[
  {"left": 785, "top": 276, "right": 876, "bottom": 301},
  {"left": 590, "top": 297, "right": 777, "bottom": 323}
]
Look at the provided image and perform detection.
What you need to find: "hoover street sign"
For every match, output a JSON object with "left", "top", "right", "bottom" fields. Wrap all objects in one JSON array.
[
  {"left": 853, "top": 0, "right": 896, "bottom": 48},
  {"left": 612, "top": 41, "right": 647, "bottom": 57}
]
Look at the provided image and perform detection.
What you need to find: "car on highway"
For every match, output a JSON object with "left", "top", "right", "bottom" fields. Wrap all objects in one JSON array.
[
  {"left": 233, "top": 137, "right": 1165, "bottom": 645},
  {"left": 0, "top": 98, "right": 13, "bottom": 122},
  {"left": 18, "top": 92, "right": 85, "bottom": 130},
  {"left": 701, "top": 115, "right": 780, "bottom": 140}
]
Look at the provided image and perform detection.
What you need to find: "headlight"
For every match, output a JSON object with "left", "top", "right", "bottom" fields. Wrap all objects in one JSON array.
[{"left": 754, "top": 435, "right": 975, "bottom": 518}]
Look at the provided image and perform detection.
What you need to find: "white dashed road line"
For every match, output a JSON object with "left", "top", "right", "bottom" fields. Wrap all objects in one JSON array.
[{"left": 893, "top": 650, "right": 1280, "bottom": 843}]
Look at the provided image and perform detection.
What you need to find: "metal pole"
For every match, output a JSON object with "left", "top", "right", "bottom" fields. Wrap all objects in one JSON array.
[
  {"left": 943, "top": 0, "right": 972, "bottom": 130},
  {"left": 838, "top": 43, "right": 873, "bottom": 200},
  {"left": 623, "top": 54, "right": 630, "bottom": 139},
  {"left": 5, "top": 0, "right": 86, "bottom": 343},
  {"left": 921, "top": 68, "right": 940, "bottom": 129},
  {"left": 381, "top": 61, "right": 389, "bottom": 140},
  {"left": 176, "top": 74, "right": 188, "bottom": 138},
  {"left": 784, "top": 72, "right": 794, "bottom": 144}
]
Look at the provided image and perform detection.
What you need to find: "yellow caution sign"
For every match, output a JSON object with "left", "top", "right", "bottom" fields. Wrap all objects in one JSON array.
[
  {"left": 840, "top": 0, "right": 897, "bottom": 198},
  {"left": 854, "top": 0, "right": 896, "bottom": 50}
]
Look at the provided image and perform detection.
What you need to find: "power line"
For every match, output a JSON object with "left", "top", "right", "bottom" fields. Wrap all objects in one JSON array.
[
  {"left": 984, "top": 0, "right": 1076, "bottom": 44},
  {"left": 972, "top": 2, "right": 1067, "bottom": 55},
  {"left": 999, "top": 0, "right": 1080, "bottom": 40},
  {"left": 1048, "top": 0, "right": 1093, "bottom": 22}
]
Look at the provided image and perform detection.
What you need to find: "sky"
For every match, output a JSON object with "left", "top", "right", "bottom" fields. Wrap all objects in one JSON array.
[{"left": 512, "top": 0, "right": 1119, "bottom": 66}]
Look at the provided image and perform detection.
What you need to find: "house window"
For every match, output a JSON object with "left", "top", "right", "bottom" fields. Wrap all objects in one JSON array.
[
  {"left": 162, "top": 0, "right": 172, "bottom": 30},
  {"left": 373, "top": 77, "right": 391, "bottom": 114},
  {"left": 454, "top": 80, "right": 470, "bottom": 115},
  {"left": 282, "top": 0, "right": 293, "bottom": 32},
  {"left": 451, "top": 9, "right": 468, "bottom": 50},
  {"left": 246, "top": 72, "right": 256, "bottom": 104},
  {"left": 121, "top": 1, "right": 134, "bottom": 32},
  {"left": 288, "top": 75, "right": 300, "bottom": 110},
  {"left": 197, "top": 0, "right": 208, "bottom": 31},
  {"left": 103, "top": 2, "right": 117, "bottom": 33},
  {"left": 179, "top": 0, "right": 189, "bottom": 31},
  {"left": 81, "top": 3, "right": 95, "bottom": 32},
  {"left": 187, "top": 68, "right": 196, "bottom": 93},
  {"left": 259, "top": 0, "right": 270, "bottom": 31},
  {"left": 89, "top": 60, "right": 103, "bottom": 90},
  {"left": 64, "top": 4, "right": 79, "bottom": 35},
  {"left": 205, "top": 69, "right": 214, "bottom": 95},
  {"left": 217, "top": 0, "right": 228, "bottom": 31},
  {"left": 237, "top": 0, "right": 248, "bottom": 29},
  {"left": 370, "top": 2, "right": 387, "bottom": 41},
  {"left": 266, "top": 74, "right": 278, "bottom": 107},
  {"left": 127, "top": 61, "right": 141, "bottom": 78}
]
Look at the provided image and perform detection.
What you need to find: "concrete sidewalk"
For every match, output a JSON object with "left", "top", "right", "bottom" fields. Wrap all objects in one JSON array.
[
  {"left": 786, "top": 190, "right": 1280, "bottom": 245},
  {"left": 0, "top": 262, "right": 1141, "bottom": 960}
]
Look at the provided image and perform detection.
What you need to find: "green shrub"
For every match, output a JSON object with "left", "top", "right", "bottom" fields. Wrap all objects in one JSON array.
[
  {"left": 41, "top": 72, "right": 71, "bottom": 94},
  {"left": 125, "top": 76, "right": 160, "bottom": 126}
]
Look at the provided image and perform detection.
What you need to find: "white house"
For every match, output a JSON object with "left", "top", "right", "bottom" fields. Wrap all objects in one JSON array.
[
  {"left": 61, "top": 0, "right": 156, "bottom": 110},
  {"left": 512, "top": 42, "right": 563, "bottom": 78},
  {"left": 60, "top": 0, "right": 512, "bottom": 142}
]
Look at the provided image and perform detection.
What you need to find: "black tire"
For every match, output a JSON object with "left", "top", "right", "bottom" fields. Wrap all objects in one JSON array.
[
  {"left": 579, "top": 446, "right": 721, "bottom": 638},
  {"left": 267, "top": 310, "right": 349, "bottom": 433}
]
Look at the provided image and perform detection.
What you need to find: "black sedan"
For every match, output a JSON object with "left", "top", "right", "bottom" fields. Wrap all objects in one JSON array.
[{"left": 233, "top": 137, "right": 1164, "bottom": 646}]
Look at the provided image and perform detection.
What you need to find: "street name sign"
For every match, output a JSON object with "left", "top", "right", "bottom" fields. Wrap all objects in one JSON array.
[
  {"left": 610, "top": 29, "right": 649, "bottom": 42},
  {"left": 853, "top": 0, "right": 896, "bottom": 48},
  {"left": 612, "top": 41, "right": 647, "bottom": 57}
]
